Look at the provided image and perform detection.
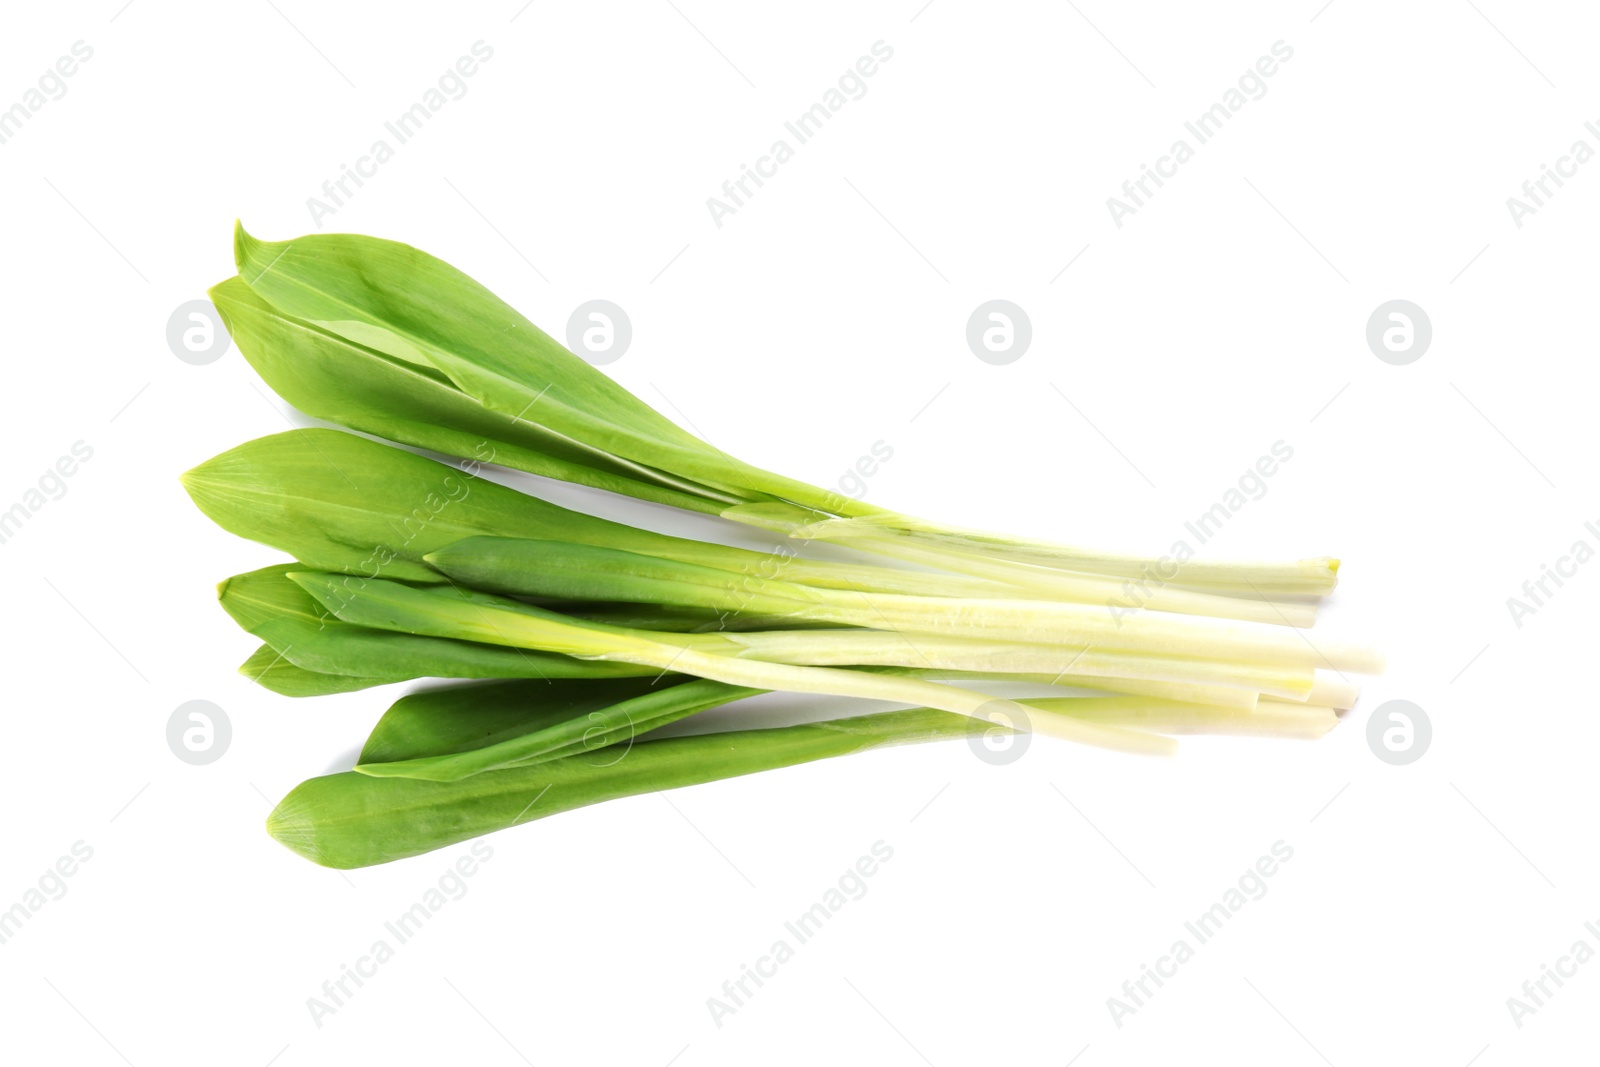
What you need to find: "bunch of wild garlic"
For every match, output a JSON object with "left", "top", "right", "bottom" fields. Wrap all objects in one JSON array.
[{"left": 185, "top": 226, "right": 1378, "bottom": 868}]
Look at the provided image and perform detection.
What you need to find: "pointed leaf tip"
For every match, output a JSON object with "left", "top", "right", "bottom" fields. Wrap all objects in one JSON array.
[
  {"left": 265, "top": 790, "right": 327, "bottom": 866},
  {"left": 206, "top": 274, "right": 239, "bottom": 305},
  {"left": 177, "top": 453, "right": 231, "bottom": 500},
  {"left": 233, "top": 221, "right": 287, "bottom": 285},
  {"left": 177, "top": 464, "right": 210, "bottom": 502},
  {"left": 232, "top": 220, "right": 258, "bottom": 273}
]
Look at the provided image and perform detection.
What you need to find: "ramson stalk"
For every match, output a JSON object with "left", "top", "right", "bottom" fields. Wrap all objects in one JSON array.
[
  {"left": 423, "top": 536, "right": 1379, "bottom": 675},
  {"left": 286, "top": 571, "right": 1178, "bottom": 756}
]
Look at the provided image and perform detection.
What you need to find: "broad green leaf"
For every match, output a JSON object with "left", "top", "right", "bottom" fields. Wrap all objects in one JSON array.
[
  {"left": 210, "top": 276, "right": 732, "bottom": 514},
  {"left": 286, "top": 569, "right": 687, "bottom": 660},
  {"left": 357, "top": 678, "right": 682, "bottom": 764},
  {"left": 355, "top": 677, "right": 759, "bottom": 781},
  {"left": 220, "top": 564, "right": 656, "bottom": 684},
  {"left": 181, "top": 429, "right": 878, "bottom": 587},
  {"left": 268, "top": 706, "right": 975, "bottom": 868},
  {"left": 183, "top": 428, "right": 511, "bottom": 582},
  {"left": 229, "top": 224, "right": 807, "bottom": 508},
  {"left": 240, "top": 644, "right": 391, "bottom": 696}
]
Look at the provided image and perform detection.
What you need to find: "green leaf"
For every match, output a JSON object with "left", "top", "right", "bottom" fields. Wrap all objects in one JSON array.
[
  {"left": 220, "top": 564, "right": 657, "bottom": 684},
  {"left": 355, "top": 677, "right": 760, "bottom": 781},
  {"left": 181, "top": 429, "right": 874, "bottom": 587},
  {"left": 286, "top": 569, "right": 678, "bottom": 660},
  {"left": 424, "top": 535, "right": 821, "bottom": 616},
  {"left": 229, "top": 224, "right": 788, "bottom": 507},
  {"left": 182, "top": 428, "right": 495, "bottom": 583},
  {"left": 240, "top": 645, "right": 390, "bottom": 696},
  {"left": 356, "top": 678, "right": 675, "bottom": 764},
  {"left": 268, "top": 706, "right": 973, "bottom": 868},
  {"left": 210, "top": 275, "right": 733, "bottom": 514}
]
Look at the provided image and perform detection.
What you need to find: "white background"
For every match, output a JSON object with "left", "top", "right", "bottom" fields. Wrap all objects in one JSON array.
[{"left": 1, "top": 1, "right": 1595, "bottom": 1063}]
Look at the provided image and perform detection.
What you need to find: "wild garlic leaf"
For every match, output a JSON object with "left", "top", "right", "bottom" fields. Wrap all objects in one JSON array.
[
  {"left": 220, "top": 564, "right": 655, "bottom": 685},
  {"left": 357, "top": 677, "right": 689, "bottom": 765},
  {"left": 210, "top": 275, "right": 737, "bottom": 514},
  {"left": 239, "top": 644, "right": 392, "bottom": 697},
  {"left": 354, "top": 677, "right": 759, "bottom": 781},
  {"left": 230, "top": 224, "right": 764, "bottom": 498},
  {"left": 269, "top": 706, "right": 973, "bottom": 868},
  {"left": 181, "top": 428, "right": 849, "bottom": 585}
]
